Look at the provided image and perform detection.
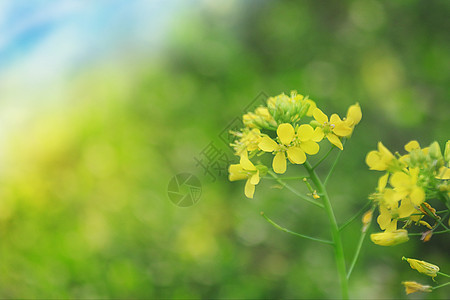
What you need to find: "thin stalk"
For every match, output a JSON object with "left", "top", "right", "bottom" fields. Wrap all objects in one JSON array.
[
  {"left": 339, "top": 200, "right": 372, "bottom": 232},
  {"left": 408, "top": 229, "right": 450, "bottom": 236},
  {"left": 268, "top": 171, "right": 324, "bottom": 208},
  {"left": 324, "top": 140, "right": 346, "bottom": 186},
  {"left": 432, "top": 281, "right": 450, "bottom": 290},
  {"left": 264, "top": 176, "right": 309, "bottom": 181},
  {"left": 304, "top": 161, "right": 348, "bottom": 299},
  {"left": 346, "top": 207, "right": 373, "bottom": 280},
  {"left": 312, "top": 145, "right": 335, "bottom": 169},
  {"left": 421, "top": 204, "right": 449, "bottom": 231},
  {"left": 261, "top": 212, "right": 333, "bottom": 245},
  {"left": 437, "top": 271, "right": 450, "bottom": 278}
]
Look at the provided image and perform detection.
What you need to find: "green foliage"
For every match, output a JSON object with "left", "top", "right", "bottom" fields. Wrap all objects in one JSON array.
[{"left": 0, "top": 0, "right": 449, "bottom": 298}]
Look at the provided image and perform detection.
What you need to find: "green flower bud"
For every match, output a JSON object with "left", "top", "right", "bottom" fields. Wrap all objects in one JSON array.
[
  {"left": 444, "top": 140, "right": 450, "bottom": 163},
  {"left": 428, "top": 141, "right": 442, "bottom": 160}
]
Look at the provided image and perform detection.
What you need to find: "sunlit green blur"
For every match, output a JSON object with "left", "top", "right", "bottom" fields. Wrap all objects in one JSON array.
[{"left": 0, "top": 1, "right": 449, "bottom": 298}]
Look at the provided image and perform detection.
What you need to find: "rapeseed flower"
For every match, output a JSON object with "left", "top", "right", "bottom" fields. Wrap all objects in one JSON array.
[
  {"left": 258, "top": 123, "right": 322, "bottom": 174},
  {"left": 343, "top": 103, "right": 362, "bottom": 133},
  {"left": 370, "top": 229, "right": 409, "bottom": 246},
  {"left": 312, "top": 108, "right": 351, "bottom": 150},
  {"left": 228, "top": 152, "right": 261, "bottom": 198},
  {"left": 402, "top": 257, "right": 440, "bottom": 280},
  {"left": 366, "top": 142, "right": 396, "bottom": 171},
  {"left": 390, "top": 168, "right": 425, "bottom": 206},
  {"left": 231, "top": 128, "right": 262, "bottom": 156},
  {"left": 401, "top": 281, "right": 432, "bottom": 295}
]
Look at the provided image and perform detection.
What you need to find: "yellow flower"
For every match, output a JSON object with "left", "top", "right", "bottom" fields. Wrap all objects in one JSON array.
[
  {"left": 405, "top": 140, "right": 421, "bottom": 152},
  {"left": 401, "top": 281, "right": 432, "bottom": 295},
  {"left": 312, "top": 108, "right": 351, "bottom": 150},
  {"left": 258, "top": 123, "right": 323, "bottom": 174},
  {"left": 374, "top": 174, "right": 400, "bottom": 231},
  {"left": 402, "top": 257, "right": 440, "bottom": 280},
  {"left": 370, "top": 229, "right": 409, "bottom": 246},
  {"left": 231, "top": 128, "right": 262, "bottom": 156},
  {"left": 228, "top": 152, "right": 260, "bottom": 198},
  {"left": 390, "top": 168, "right": 425, "bottom": 206},
  {"left": 344, "top": 103, "right": 362, "bottom": 129},
  {"left": 365, "top": 142, "right": 396, "bottom": 171},
  {"left": 436, "top": 166, "right": 450, "bottom": 180}
]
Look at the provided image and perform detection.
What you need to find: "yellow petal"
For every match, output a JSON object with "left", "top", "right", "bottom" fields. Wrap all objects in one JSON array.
[
  {"left": 326, "top": 133, "right": 343, "bottom": 150},
  {"left": 410, "top": 186, "right": 425, "bottom": 206},
  {"left": 228, "top": 164, "right": 247, "bottom": 181},
  {"left": 366, "top": 151, "right": 387, "bottom": 171},
  {"left": 404, "top": 258, "right": 440, "bottom": 279},
  {"left": 346, "top": 103, "right": 362, "bottom": 126},
  {"left": 286, "top": 147, "right": 306, "bottom": 164},
  {"left": 398, "top": 199, "right": 415, "bottom": 218},
  {"left": 385, "top": 220, "right": 398, "bottom": 232},
  {"left": 273, "top": 152, "right": 287, "bottom": 174},
  {"left": 404, "top": 140, "right": 420, "bottom": 152},
  {"left": 311, "top": 127, "right": 324, "bottom": 142},
  {"left": 390, "top": 172, "right": 411, "bottom": 188},
  {"left": 249, "top": 170, "right": 260, "bottom": 185},
  {"left": 300, "top": 141, "right": 320, "bottom": 155},
  {"left": 377, "top": 206, "right": 392, "bottom": 230},
  {"left": 436, "top": 166, "right": 450, "bottom": 180},
  {"left": 297, "top": 124, "right": 314, "bottom": 141},
  {"left": 244, "top": 179, "right": 256, "bottom": 198},
  {"left": 259, "top": 137, "right": 278, "bottom": 152},
  {"left": 402, "top": 281, "right": 432, "bottom": 295},
  {"left": 333, "top": 123, "right": 353, "bottom": 137},
  {"left": 240, "top": 152, "right": 256, "bottom": 171},
  {"left": 377, "top": 173, "right": 389, "bottom": 191},
  {"left": 305, "top": 99, "right": 316, "bottom": 116},
  {"left": 383, "top": 188, "right": 401, "bottom": 208},
  {"left": 370, "top": 229, "right": 409, "bottom": 246},
  {"left": 378, "top": 142, "right": 394, "bottom": 160},
  {"left": 313, "top": 108, "right": 328, "bottom": 124},
  {"left": 277, "top": 123, "right": 295, "bottom": 145},
  {"left": 329, "top": 113, "right": 343, "bottom": 125}
]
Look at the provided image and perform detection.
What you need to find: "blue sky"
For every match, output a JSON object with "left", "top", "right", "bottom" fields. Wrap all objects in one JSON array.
[
  {"left": 0, "top": 0, "right": 190, "bottom": 157},
  {"left": 0, "top": 0, "right": 186, "bottom": 76}
]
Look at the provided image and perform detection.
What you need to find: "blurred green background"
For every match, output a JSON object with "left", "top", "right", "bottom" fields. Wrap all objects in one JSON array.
[{"left": 0, "top": 0, "right": 449, "bottom": 298}]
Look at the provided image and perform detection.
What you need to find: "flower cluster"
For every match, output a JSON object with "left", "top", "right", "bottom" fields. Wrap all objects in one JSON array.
[
  {"left": 367, "top": 140, "right": 450, "bottom": 246},
  {"left": 229, "top": 91, "right": 361, "bottom": 198}
]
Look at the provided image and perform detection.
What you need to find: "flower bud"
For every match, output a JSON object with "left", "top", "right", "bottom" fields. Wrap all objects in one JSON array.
[
  {"left": 444, "top": 140, "right": 450, "bottom": 162},
  {"left": 402, "top": 257, "right": 440, "bottom": 279},
  {"left": 428, "top": 141, "right": 442, "bottom": 160},
  {"left": 362, "top": 209, "right": 373, "bottom": 233},
  {"left": 401, "top": 281, "right": 432, "bottom": 295},
  {"left": 370, "top": 229, "right": 409, "bottom": 246}
]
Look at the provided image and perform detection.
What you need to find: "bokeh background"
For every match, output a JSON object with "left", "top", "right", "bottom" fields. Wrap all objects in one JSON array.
[{"left": 0, "top": 0, "right": 449, "bottom": 298}]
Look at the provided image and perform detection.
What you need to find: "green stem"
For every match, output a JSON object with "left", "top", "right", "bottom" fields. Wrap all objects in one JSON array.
[
  {"left": 421, "top": 204, "right": 449, "bottom": 231},
  {"left": 438, "top": 271, "right": 450, "bottom": 278},
  {"left": 339, "top": 200, "right": 372, "bottom": 232},
  {"left": 432, "top": 281, "right": 450, "bottom": 290},
  {"left": 312, "top": 145, "right": 335, "bottom": 169},
  {"left": 324, "top": 140, "right": 346, "bottom": 186},
  {"left": 268, "top": 171, "right": 324, "bottom": 208},
  {"left": 408, "top": 228, "right": 450, "bottom": 236},
  {"left": 346, "top": 207, "right": 373, "bottom": 279},
  {"left": 304, "top": 161, "right": 349, "bottom": 299},
  {"left": 261, "top": 212, "right": 333, "bottom": 245},
  {"left": 264, "top": 176, "right": 309, "bottom": 181}
]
